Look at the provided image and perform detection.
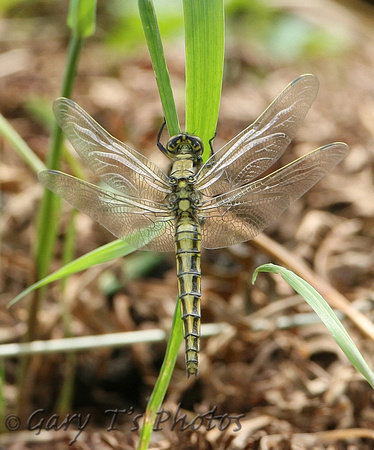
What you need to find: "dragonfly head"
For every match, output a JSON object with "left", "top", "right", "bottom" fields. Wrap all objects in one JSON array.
[{"left": 165, "top": 133, "right": 204, "bottom": 163}]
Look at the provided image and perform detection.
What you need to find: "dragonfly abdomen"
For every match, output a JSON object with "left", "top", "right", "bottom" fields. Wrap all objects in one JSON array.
[{"left": 175, "top": 214, "right": 202, "bottom": 377}]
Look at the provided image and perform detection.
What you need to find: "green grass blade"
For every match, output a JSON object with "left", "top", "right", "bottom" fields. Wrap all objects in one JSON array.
[
  {"left": 39, "top": 1, "right": 97, "bottom": 411},
  {"left": 36, "top": 34, "right": 83, "bottom": 281},
  {"left": 36, "top": 0, "right": 97, "bottom": 278},
  {"left": 68, "top": 0, "right": 97, "bottom": 37},
  {"left": 0, "top": 114, "right": 46, "bottom": 174},
  {"left": 137, "top": 299, "right": 183, "bottom": 450},
  {"left": 184, "top": 0, "right": 224, "bottom": 160},
  {"left": 252, "top": 264, "right": 374, "bottom": 389},
  {"left": 138, "top": 0, "right": 180, "bottom": 136},
  {"left": 16, "top": 1, "right": 93, "bottom": 412},
  {"left": 9, "top": 240, "right": 135, "bottom": 308}
]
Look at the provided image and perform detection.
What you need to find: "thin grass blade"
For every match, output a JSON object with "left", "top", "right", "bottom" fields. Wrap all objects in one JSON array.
[
  {"left": 9, "top": 240, "right": 135, "bottom": 307},
  {"left": 137, "top": 299, "right": 183, "bottom": 450},
  {"left": 0, "top": 114, "right": 46, "bottom": 174},
  {"left": 68, "top": 0, "right": 97, "bottom": 37},
  {"left": 252, "top": 263, "right": 374, "bottom": 389},
  {"left": 138, "top": 0, "right": 180, "bottom": 136}
]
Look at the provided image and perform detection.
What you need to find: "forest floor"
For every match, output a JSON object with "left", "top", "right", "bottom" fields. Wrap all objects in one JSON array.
[{"left": 2, "top": 2, "right": 374, "bottom": 449}]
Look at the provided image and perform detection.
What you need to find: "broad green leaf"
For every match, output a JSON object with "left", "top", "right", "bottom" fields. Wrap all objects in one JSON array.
[
  {"left": 184, "top": 0, "right": 224, "bottom": 160},
  {"left": 252, "top": 264, "right": 374, "bottom": 390}
]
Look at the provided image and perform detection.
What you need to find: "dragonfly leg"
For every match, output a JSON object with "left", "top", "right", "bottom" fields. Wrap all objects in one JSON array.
[
  {"left": 204, "top": 131, "right": 217, "bottom": 168},
  {"left": 157, "top": 118, "right": 168, "bottom": 155},
  {"left": 208, "top": 130, "right": 217, "bottom": 157}
]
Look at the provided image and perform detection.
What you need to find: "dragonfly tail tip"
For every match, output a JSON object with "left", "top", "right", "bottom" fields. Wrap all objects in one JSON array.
[{"left": 186, "top": 367, "right": 199, "bottom": 378}]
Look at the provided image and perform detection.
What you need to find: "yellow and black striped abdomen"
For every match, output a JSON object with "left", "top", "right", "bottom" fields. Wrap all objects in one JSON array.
[{"left": 175, "top": 213, "right": 201, "bottom": 377}]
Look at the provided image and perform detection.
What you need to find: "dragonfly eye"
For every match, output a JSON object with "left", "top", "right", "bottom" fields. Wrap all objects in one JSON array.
[
  {"left": 185, "top": 135, "right": 204, "bottom": 156},
  {"left": 191, "top": 137, "right": 203, "bottom": 153},
  {"left": 166, "top": 135, "right": 182, "bottom": 154}
]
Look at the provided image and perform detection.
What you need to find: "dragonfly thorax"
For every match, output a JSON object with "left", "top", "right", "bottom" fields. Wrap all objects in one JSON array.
[
  {"left": 166, "top": 133, "right": 203, "bottom": 163},
  {"left": 166, "top": 171, "right": 202, "bottom": 213}
]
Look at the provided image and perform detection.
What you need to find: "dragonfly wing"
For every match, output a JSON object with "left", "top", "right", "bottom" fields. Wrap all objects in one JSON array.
[
  {"left": 196, "top": 74, "right": 320, "bottom": 196},
  {"left": 198, "top": 143, "right": 348, "bottom": 249},
  {"left": 39, "top": 170, "right": 175, "bottom": 252},
  {"left": 53, "top": 98, "right": 170, "bottom": 201}
]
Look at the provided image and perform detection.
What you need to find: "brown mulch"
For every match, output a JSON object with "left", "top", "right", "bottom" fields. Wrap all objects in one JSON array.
[{"left": 1, "top": 2, "right": 374, "bottom": 449}]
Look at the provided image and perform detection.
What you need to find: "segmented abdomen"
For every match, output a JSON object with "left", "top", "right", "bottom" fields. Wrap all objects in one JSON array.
[{"left": 175, "top": 214, "right": 201, "bottom": 377}]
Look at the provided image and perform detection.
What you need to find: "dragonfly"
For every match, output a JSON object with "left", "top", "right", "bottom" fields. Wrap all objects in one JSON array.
[{"left": 39, "top": 74, "right": 348, "bottom": 377}]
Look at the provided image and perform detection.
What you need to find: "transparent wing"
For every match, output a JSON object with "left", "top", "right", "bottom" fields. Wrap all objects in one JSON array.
[
  {"left": 38, "top": 170, "right": 175, "bottom": 252},
  {"left": 198, "top": 143, "right": 349, "bottom": 249},
  {"left": 53, "top": 98, "right": 170, "bottom": 201},
  {"left": 196, "top": 74, "right": 320, "bottom": 196}
]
